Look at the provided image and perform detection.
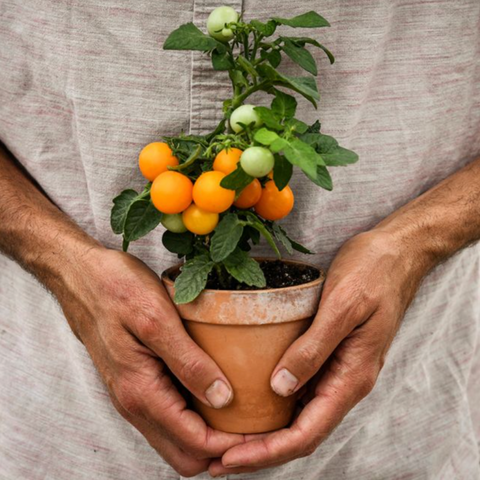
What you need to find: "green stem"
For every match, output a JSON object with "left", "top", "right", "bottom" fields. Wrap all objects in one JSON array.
[{"left": 231, "top": 80, "right": 270, "bottom": 109}]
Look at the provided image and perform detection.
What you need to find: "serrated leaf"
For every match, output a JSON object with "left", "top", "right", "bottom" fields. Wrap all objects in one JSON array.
[
  {"left": 162, "top": 231, "right": 194, "bottom": 256},
  {"left": 271, "top": 224, "right": 293, "bottom": 255},
  {"left": 164, "top": 23, "right": 218, "bottom": 51},
  {"left": 290, "top": 239, "right": 314, "bottom": 254},
  {"left": 210, "top": 214, "right": 244, "bottom": 262},
  {"left": 282, "top": 36, "right": 335, "bottom": 64},
  {"left": 221, "top": 164, "right": 254, "bottom": 192},
  {"left": 284, "top": 138, "right": 324, "bottom": 178},
  {"left": 250, "top": 19, "right": 277, "bottom": 37},
  {"left": 285, "top": 118, "right": 309, "bottom": 134},
  {"left": 174, "top": 256, "right": 215, "bottom": 304},
  {"left": 305, "top": 165, "right": 333, "bottom": 191},
  {"left": 257, "top": 64, "right": 319, "bottom": 107},
  {"left": 242, "top": 211, "right": 281, "bottom": 258},
  {"left": 322, "top": 147, "right": 359, "bottom": 166},
  {"left": 271, "top": 90, "right": 297, "bottom": 120},
  {"left": 212, "top": 46, "right": 234, "bottom": 70},
  {"left": 272, "top": 11, "right": 330, "bottom": 28},
  {"left": 253, "top": 106, "right": 284, "bottom": 131},
  {"left": 300, "top": 133, "right": 338, "bottom": 153},
  {"left": 254, "top": 128, "right": 280, "bottom": 145},
  {"left": 123, "top": 200, "right": 163, "bottom": 242},
  {"left": 306, "top": 120, "right": 321, "bottom": 133},
  {"left": 111, "top": 189, "right": 138, "bottom": 234},
  {"left": 273, "top": 154, "right": 293, "bottom": 190},
  {"left": 281, "top": 39, "right": 317, "bottom": 76},
  {"left": 223, "top": 249, "right": 266, "bottom": 288}
]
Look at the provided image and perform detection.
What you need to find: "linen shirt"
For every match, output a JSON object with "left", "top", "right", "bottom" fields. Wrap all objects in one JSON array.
[{"left": 1, "top": 1, "right": 480, "bottom": 478}]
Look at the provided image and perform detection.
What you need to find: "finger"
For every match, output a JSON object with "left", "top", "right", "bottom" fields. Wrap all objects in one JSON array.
[
  {"left": 111, "top": 354, "right": 245, "bottom": 459},
  {"left": 222, "top": 332, "right": 383, "bottom": 468},
  {"left": 270, "top": 286, "right": 377, "bottom": 397},
  {"left": 127, "top": 283, "right": 234, "bottom": 410},
  {"left": 111, "top": 395, "right": 210, "bottom": 477}
]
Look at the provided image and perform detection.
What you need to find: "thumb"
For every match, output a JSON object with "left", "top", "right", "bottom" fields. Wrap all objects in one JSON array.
[
  {"left": 269, "top": 298, "right": 372, "bottom": 397},
  {"left": 131, "top": 294, "right": 234, "bottom": 410}
]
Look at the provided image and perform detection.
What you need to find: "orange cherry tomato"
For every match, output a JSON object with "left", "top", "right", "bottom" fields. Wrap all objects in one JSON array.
[
  {"left": 150, "top": 171, "right": 193, "bottom": 214},
  {"left": 182, "top": 204, "right": 219, "bottom": 235},
  {"left": 193, "top": 171, "right": 235, "bottom": 213},
  {"left": 254, "top": 181, "right": 294, "bottom": 221},
  {"left": 213, "top": 147, "right": 243, "bottom": 175},
  {"left": 139, "top": 142, "right": 179, "bottom": 181},
  {"left": 234, "top": 179, "right": 262, "bottom": 209}
]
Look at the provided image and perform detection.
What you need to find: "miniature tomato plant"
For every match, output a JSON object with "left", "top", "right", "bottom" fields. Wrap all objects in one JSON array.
[{"left": 110, "top": 7, "right": 359, "bottom": 304}]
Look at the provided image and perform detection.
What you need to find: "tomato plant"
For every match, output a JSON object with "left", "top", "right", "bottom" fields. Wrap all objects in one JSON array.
[{"left": 111, "top": 7, "right": 359, "bottom": 303}]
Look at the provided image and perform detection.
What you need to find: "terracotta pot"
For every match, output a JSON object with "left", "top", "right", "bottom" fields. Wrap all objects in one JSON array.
[{"left": 161, "top": 258, "right": 325, "bottom": 434}]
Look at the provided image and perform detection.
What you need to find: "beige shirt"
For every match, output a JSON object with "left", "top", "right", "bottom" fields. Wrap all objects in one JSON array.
[{"left": 1, "top": 0, "right": 480, "bottom": 478}]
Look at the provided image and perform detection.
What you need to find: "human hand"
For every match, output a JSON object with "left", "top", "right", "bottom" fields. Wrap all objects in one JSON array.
[
  {"left": 56, "top": 247, "right": 245, "bottom": 477},
  {"left": 209, "top": 230, "right": 428, "bottom": 476}
]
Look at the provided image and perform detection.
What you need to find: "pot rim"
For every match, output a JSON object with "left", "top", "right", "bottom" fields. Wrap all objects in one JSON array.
[{"left": 161, "top": 257, "right": 326, "bottom": 296}]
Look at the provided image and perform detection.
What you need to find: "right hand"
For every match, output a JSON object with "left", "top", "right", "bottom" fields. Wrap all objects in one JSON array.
[{"left": 56, "top": 246, "right": 244, "bottom": 477}]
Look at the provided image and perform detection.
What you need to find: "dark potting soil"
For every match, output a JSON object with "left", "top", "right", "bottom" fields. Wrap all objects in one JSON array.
[{"left": 207, "top": 260, "right": 321, "bottom": 290}]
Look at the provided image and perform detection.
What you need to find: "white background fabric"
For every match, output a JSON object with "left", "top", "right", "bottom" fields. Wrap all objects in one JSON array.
[{"left": 1, "top": 1, "right": 479, "bottom": 478}]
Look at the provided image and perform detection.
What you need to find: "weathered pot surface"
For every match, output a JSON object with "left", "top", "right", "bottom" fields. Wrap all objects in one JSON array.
[{"left": 162, "top": 258, "right": 325, "bottom": 434}]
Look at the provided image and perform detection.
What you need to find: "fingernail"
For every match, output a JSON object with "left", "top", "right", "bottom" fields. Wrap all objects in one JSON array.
[
  {"left": 205, "top": 379, "right": 232, "bottom": 409},
  {"left": 271, "top": 368, "right": 298, "bottom": 397}
]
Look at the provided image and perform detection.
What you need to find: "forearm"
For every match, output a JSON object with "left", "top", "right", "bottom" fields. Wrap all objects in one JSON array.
[
  {"left": 375, "top": 156, "right": 480, "bottom": 275},
  {"left": 0, "top": 143, "right": 102, "bottom": 297}
]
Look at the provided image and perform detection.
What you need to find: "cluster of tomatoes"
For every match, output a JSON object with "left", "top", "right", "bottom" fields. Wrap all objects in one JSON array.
[{"left": 138, "top": 140, "right": 294, "bottom": 235}]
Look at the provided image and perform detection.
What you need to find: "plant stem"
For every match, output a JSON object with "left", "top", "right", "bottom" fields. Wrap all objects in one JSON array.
[{"left": 231, "top": 80, "right": 270, "bottom": 109}]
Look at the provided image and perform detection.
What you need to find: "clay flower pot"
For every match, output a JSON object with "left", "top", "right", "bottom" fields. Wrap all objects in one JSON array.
[{"left": 161, "top": 258, "right": 325, "bottom": 434}]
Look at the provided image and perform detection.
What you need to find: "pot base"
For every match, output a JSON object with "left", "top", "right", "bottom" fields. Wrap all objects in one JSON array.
[{"left": 185, "top": 318, "right": 311, "bottom": 434}]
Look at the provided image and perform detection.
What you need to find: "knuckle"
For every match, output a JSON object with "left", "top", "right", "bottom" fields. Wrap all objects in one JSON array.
[
  {"left": 357, "top": 366, "right": 378, "bottom": 398},
  {"left": 179, "top": 352, "right": 208, "bottom": 385},
  {"left": 135, "top": 315, "right": 160, "bottom": 340},
  {"left": 296, "top": 339, "right": 321, "bottom": 368},
  {"left": 113, "top": 375, "right": 145, "bottom": 416}
]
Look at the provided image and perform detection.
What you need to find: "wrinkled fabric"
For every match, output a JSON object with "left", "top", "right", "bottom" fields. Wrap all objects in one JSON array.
[{"left": 1, "top": 1, "right": 480, "bottom": 479}]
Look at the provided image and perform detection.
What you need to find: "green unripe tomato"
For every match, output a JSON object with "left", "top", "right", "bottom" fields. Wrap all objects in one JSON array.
[
  {"left": 230, "top": 104, "right": 263, "bottom": 133},
  {"left": 207, "top": 6, "right": 238, "bottom": 42},
  {"left": 161, "top": 213, "right": 187, "bottom": 233},
  {"left": 240, "top": 147, "right": 275, "bottom": 178}
]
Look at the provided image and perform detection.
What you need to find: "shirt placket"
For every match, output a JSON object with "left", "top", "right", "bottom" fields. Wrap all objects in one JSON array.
[{"left": 190, "top": 0, "right": 244, "bottom": 136}]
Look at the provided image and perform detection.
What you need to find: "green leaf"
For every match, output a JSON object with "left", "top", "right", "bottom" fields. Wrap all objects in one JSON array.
[
  {"left": 212, "top": 46, "right": 234, "bottom": 70},
  {"left": 305, "top": 165, "right": 333, "bottom": 191},
  {"left": 300, "top": 133, "right": 338, "bottom": 153},
  {"left": 223, "top": 249, "right": 266, "bottom": 288},
  {"left": 281, "top": 39, "right": 317, "bottom": 76},
  {"left": 271, "top": 223, "right": 293, "bottom": 255},
  {"left": 122, "top": 236, "right": 130, "bottom": 252},
  {"left": 266, "top": 49, "right": 282, "bottom": 68},
  {"left": 273, "top": 154, "right": 293, "bottom": 190},
  {"left": 284, "top": 138, "right": 324, "bottom": 178},
  {"left": 271, "top": 90, "right": 297, "bottom": 120},
  {"left": 250, "top": 19, "right": 277, "bottom": 37},
  {"left": 111, "top": 189, "right": 138, "bottom": 234},
  {"left": 164, "top": 23, "right": 218, "bottom": 51},
  {"left": 123, "top": 200, "right": 163, "bottom": 242},
  {"left": 210, "top": 214, "right": 244, "bottom": 262},
  {"left": 306, "top": 120, "right": 321, "bottom": 133},
  {"left": 270, "top": 137, "right": 289, "bottom": 153},
  {"left": 285, "top": 118, "right": 309, "bottom": 134},
  {"left": 174, "top": 255, "right": 215, "bottom": 304},
  {"left": 254, "top": 128, "right": 280, "bottom": 145},
  {"left": 230, "top": 69, "right": 249, "bottom": 89},
  {"left": 241, "top": 211, "right": 281, "bottom": 258},
  {"left": 272, "top": 11, "right": 330, "bottom": 28},
  {"left": 322, "top": 147, "right": 359, "bottom": 166},
  {"left": 253, "top": 106, "right": 284, "bottom": 131},
  {"left": 282, "top": 36, "right": 335, "bottom": 64},
  {"left": 162, "top": 231, "right": 194, "bottom": 256},
  {"left": 221, "top": 164, "right": 254, "bottom": 192},
  {"left": 290, "top": 239, "right": 314, "bottom": 254},
  {"left": 257, "top": 64, "right": 319, "bottom": 107},
  {"left": 237, "top": 55, "right": 258, "bottom": 78}
]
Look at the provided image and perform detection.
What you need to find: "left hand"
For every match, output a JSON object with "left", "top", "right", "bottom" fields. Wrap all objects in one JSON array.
[{"left": 209, "top": 229, "right": 428, "bottom": 476}]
